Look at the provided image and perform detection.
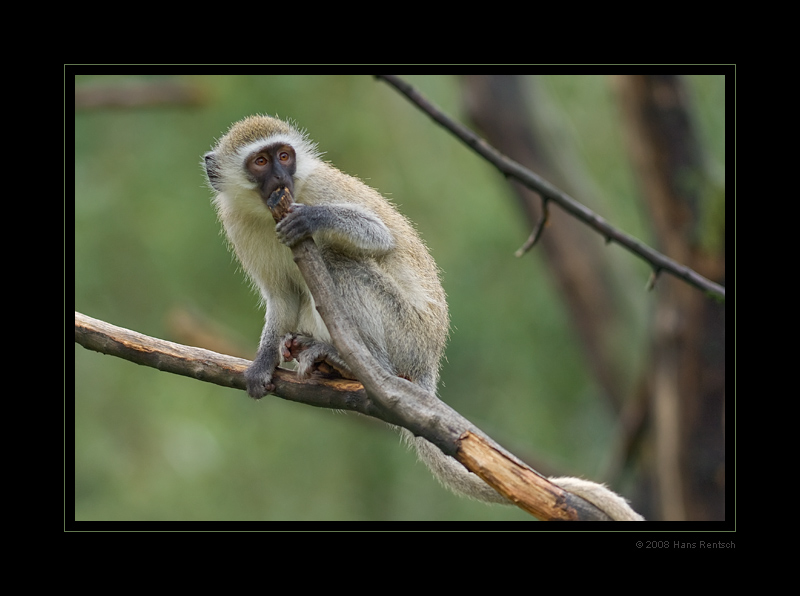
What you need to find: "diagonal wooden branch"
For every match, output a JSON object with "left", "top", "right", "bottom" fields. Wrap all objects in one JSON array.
[
  {"left": 75, "top": 309, "right": 613, "bottom": 520},
  {"left": 375, "top": 74, "right": 725, "bottom": 301},
  {"left": 265, "top": 187, "right": 620, "bottom": 520},
  {"left": 75, "top": 185, "right": 626, "bottom": 521}
]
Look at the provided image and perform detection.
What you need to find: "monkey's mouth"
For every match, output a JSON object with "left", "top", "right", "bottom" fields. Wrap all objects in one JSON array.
[{"left": 259, "top": 178, "right": 294, "bottom": 209}]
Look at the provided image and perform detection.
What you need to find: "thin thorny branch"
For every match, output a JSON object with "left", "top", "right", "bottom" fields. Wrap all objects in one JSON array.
[{"left": 375, "top": 75, "right": 725, "bottom": 301}]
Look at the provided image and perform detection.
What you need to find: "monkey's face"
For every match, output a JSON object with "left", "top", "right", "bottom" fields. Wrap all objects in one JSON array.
[
  {"left": 244, "top": 143, "right": 297, "bottom": 206},
  {"left": 204, "top": 116, "right": 319, "bottom": 215}
]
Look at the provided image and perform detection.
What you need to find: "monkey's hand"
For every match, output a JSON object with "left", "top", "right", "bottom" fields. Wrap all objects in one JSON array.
[
  {"left": 275, "top": 203, "right": 394, "bottom": 254},
  {"left": 244, "top": 343, "right": 280, "bottom": 399},
  {"left": 275, "top": 204, "right": 317, "bottom": 248}
]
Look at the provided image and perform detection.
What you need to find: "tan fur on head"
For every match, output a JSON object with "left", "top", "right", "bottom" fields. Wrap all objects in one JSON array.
[{"left": 215, "top": 115, "right": 296, "bottom": 155}]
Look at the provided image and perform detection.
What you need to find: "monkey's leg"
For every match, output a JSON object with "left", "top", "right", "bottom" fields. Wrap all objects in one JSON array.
[
  {"left": 281, "top": 333, "right": 357, "bottom": 380},
  {"left": 245, "top": 340, "right": 280, "bottom": 399}
]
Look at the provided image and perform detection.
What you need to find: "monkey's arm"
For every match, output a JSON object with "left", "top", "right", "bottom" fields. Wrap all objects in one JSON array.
[{"left": 276, "top": 203, "right": 394, "bottom": 254}]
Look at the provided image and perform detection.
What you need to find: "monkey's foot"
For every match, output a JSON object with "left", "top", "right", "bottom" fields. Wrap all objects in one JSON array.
[
  {"left": 280, "top": 333, "right": 304, "bottom": 362},
  {"left": 281, "top": 333, "right": 356, "bottom": 380},
  {"left": 244, "top": 361, "right": 276, "bottom": 399}
]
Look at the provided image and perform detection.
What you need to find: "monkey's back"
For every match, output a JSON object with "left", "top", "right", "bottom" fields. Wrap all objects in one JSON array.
[{"left": 297, "top": 162, "right": 450, "bottom": 389}]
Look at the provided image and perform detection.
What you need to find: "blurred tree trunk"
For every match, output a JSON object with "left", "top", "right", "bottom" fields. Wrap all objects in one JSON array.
[
  {"left": 462, "top": 74, "right": 725, "bottom": 520},
  {"left": 613, "top": 75, "right": 725, "bottom": 521},
  {"left": 462, "top": 75, "right": 648, "bottom": 514},
  {"left": 462, "top": 75, "right": 626, "bottom": 410}
]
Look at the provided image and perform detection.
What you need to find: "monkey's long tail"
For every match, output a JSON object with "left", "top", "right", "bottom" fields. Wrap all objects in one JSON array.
[
  {"left": 402, "top": 430, "right": 645, "bottom": 520},
  {"left": 401, "top": 429, "right": 510, "bottom": 504}
]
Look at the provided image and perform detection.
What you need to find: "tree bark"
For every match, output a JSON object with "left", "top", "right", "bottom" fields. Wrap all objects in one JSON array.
[{"left": 614, "top": 74, "right": 725, "bottom": 520}]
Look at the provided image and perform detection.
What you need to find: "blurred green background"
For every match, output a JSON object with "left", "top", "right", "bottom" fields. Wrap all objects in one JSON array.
[{"left": 73, "top": 74, "right": 724, "bottom": 521}]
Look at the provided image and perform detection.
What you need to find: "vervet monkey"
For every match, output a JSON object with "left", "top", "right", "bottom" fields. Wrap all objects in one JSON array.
[{"left": 204, "top": 115, "right": 643, "bottom": 520}]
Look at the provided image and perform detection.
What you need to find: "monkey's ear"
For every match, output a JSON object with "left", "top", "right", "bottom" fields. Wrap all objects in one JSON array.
[{"left": 204, "top": 152, "right": 223, "bottom": 191}]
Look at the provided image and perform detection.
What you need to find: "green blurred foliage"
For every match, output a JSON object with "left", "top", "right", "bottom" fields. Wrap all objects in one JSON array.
[{"left": 73, "top": 73, "right": 724, "bottom": 521}]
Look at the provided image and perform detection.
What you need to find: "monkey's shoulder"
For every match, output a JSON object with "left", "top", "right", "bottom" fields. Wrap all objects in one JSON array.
[
  {"left": 299, "top": 162, "right": 411, "bottom": 224},
  {"left": 300, "top": 161, "right": 377, "bottom": 199}
]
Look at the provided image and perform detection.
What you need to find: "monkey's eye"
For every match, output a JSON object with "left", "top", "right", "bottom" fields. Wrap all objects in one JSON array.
[
  {"left": 278, "top": 151, "right": 290, "bottom": 162},
  {"left": 254, "top": 155, "right": 268, "bottom": 167}
]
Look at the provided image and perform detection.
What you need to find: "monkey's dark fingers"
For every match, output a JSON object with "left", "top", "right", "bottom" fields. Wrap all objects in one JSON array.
[
  {"left": 275, "top": 205, "right": 314, "bottom": 247},
  {"left": 281, "top": 333, "right": 302, "bottom": 361},
  {"left": 245, "top": 376, "right": 275, "bottom": 399},
  {"left": 244, "top": 358, "right": 278, "bottom": 399}
]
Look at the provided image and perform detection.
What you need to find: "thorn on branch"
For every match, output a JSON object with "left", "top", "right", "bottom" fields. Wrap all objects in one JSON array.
[
  {"left": 515, "top": 198, "right": 550, "bottom": 258},
  {"left": 646, "top": 268, "right": 662, "bottom": 291}
]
